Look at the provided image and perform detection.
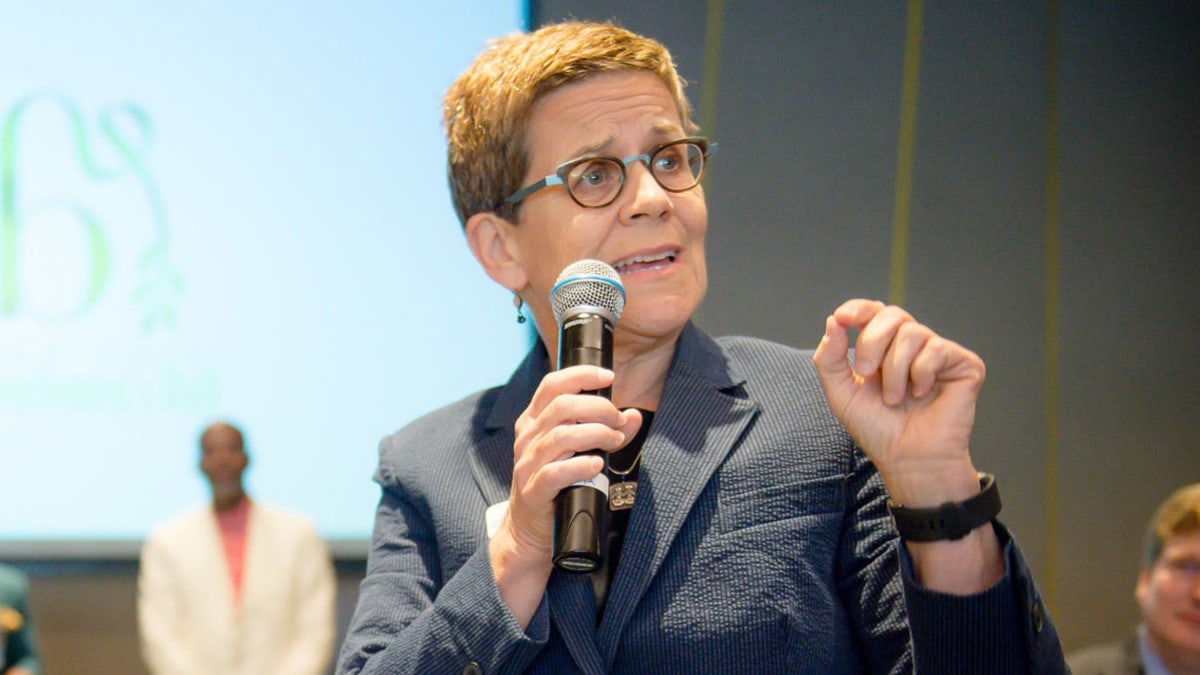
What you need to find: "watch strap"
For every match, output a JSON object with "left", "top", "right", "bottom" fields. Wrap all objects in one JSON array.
[{"left": 887, "top": 473, "right": 1000, "bottom": 542}]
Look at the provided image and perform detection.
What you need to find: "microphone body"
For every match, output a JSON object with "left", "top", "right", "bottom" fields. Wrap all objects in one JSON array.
[{"left": 549, "top": 260, "right": 625, "bottom": 573}]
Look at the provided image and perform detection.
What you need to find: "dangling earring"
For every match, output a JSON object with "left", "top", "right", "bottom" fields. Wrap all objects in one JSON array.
[{"left": 513, "top": 293, "right": 526, "bottom": 324}]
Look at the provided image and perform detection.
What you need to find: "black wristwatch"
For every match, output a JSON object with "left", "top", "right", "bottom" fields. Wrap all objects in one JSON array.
[{"left": 887, "top": 473, "right": 1001, "bottom": 542}]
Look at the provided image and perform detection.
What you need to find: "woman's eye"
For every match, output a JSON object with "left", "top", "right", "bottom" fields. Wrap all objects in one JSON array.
[
  {"left": 571, "top": 160, "right": 619, "bottom": 188},
  {"left": 579, "top": 168, "right": 607, "bottom": 185}
]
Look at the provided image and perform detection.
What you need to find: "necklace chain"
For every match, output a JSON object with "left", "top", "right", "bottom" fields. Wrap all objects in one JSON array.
[
  {"left": 606, "top": 447, "right": 642, "bottom": 478},
  {"left": 607, "top": 410, "right": 651, "bottom": 479}
]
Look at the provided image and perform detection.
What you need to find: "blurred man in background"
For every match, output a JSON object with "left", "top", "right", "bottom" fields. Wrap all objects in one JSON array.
[
  {"left": 1069, "top": 482, "right": 1200, "bottom": 675},
  {"left": 138, "top": 421, "right": 336, "bottom": 675}
]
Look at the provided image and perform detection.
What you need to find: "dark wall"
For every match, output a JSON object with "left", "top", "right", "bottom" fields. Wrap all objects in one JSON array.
[{"left": 11, "top": 3, "right": 1200, "bottom": 672}]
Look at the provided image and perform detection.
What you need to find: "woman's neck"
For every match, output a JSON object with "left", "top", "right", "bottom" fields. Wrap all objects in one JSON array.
[
  {"left": 536, "top": 314, "right": 684, "bottom": 410},
  {"left": 610, "top": 330, "right": 680, "bottom": 411}
]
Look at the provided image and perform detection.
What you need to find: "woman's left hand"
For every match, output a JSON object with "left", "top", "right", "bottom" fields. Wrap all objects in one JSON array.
[{"left": 812, "top": 299, "right": 986, "bottom": 506}]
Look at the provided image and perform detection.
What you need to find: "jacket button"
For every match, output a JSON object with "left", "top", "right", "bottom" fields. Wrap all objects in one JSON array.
[
  {"left": 462, "top": 662, "right": 483, "bottom": 675},
  {"left": 1031, "top": 600, "right": 1044, "bottom": 633}
]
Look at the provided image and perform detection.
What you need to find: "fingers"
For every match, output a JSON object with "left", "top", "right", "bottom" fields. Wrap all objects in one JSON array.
[
  {"left": 522, "top": 365, "right": 617, "bottom": 423},
  {"left": 515, "top": 405, "right": 643, "bottom": 507},
  {"left": 511, "top": 365, "right": 634, "bottom": 504},
  {"left": 497, "top": 366, "right": 642, "bottom": 576},
  {"left": 878, "top": 322, "right": 933, "bottom": 405},
  {"left": 518, "top": 366, "right": 630, "bottom": 452},
  {"left": 833, "top": 300, "right": 910, "bottom": 379},
  {"left": 821, "top": 299, "right": 983, "bottom": 406}
]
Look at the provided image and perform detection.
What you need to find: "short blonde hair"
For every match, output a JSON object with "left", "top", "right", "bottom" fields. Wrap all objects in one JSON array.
[
  {"left": 1143, "top": 482, "right": 1200, "bottom": 566},
  {"left": 442, "top": 21, "right": 696, "bottom": 225}
]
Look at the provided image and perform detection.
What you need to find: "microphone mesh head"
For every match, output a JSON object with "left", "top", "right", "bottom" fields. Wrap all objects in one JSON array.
[{"left": 549, "top": 259, "right": 625, "bottom": 325}]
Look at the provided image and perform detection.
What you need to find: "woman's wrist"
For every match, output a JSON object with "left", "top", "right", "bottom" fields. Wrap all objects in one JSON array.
[
  {"left": 879, "top": 457, "right": 982, "bottom": 508},
  {"left": 489, "top": 529, "right": 553, "bottom": 630}
]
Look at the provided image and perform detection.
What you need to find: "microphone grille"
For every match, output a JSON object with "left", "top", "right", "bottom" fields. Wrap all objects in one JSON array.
[{"left": 550, "top": 259, "right": 625, "bottom": 325}]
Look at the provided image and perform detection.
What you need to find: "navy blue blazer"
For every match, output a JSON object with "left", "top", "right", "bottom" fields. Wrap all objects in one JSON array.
[{"left": 338, "top": 323, "right": 1066, "bottom": 674}]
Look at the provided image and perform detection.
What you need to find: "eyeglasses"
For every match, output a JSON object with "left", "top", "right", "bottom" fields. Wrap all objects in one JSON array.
[{"left": 503, "top": 137, "right": 716, "bottom": 209}]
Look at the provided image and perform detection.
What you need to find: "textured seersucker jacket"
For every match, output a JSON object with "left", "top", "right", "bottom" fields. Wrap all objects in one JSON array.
[{"left": 338, "top": 322, "right": 1067, "bottom": 674}]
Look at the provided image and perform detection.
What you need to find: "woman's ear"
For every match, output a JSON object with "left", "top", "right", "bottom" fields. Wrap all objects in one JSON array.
[{"left": 464, "top": 211, "right": 527, "bottom": 291}]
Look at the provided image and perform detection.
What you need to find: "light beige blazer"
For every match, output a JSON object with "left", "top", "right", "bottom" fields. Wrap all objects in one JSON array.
[{"left": 138, "top": 502, "right": 335, "bottom": 675}]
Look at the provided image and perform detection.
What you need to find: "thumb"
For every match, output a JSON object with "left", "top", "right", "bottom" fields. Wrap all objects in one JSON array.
[
  {"left": 813, "top": 314, "right": 857, "bottom": 410},
  {"left": 616, "top": 408, "right": 644, "bottom": 449}
]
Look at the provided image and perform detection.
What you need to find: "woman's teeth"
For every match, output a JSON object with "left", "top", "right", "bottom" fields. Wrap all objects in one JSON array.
[{"left": 614, "top": 251, "right": 676, "bottom": 273}]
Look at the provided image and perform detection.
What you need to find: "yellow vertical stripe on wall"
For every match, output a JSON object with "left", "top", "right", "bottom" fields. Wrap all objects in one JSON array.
[
  {"left": 890, "top": 0, "right": 924, "bottom": 306},
  {"left": 700, "top": 0, "right": 725, "bottom": 141},
  {"left": 691, "top": 0, "right": 723, "bottom": 328},
  {"left": 1042, "top": 0, "right": 1063, "bottom": 614}
]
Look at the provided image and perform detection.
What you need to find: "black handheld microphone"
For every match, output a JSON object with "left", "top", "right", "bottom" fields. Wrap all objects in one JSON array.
[{"left": 548, "top": 259, "right": 626, "bottom": 573}]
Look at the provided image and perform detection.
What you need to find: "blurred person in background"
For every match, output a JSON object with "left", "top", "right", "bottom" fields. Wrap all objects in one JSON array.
[
  {"left": 1069, "top": 482, "right": 1200, "bottom": 675},
  {"left": 0, "top": 563, "right": 39, "bottom": 675},
  {"left": 138, "top": 420, "right": 336, "bottom": 675}
]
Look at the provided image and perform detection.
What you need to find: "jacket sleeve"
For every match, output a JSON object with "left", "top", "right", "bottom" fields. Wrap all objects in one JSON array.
[
  {"left": 834, "top": 449, "right": 915, "bottom": 674},
  {"left": 276, "top": 522, "right": 338, "bottom": 675},
  {"left": 137, "top": 534, "right": 209, "bottom": 675},
  {"left": 834, "top": 446, "right": 1068, "bottom": 674},
  {"left": 336, "top": 477, "right": 549, "bottom": 675},
  {"left": 901, "top": 520, "right": 1069, "bottom": 674}
]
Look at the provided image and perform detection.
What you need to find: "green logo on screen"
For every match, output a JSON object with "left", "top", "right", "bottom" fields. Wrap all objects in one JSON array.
[{"left": 1, "top": 94, "right": 182, "bottom": 330}]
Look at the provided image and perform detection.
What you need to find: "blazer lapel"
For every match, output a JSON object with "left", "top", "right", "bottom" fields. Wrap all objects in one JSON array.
[
  {"left": 467, "top": 345, "right": 549, "bottom": 507},
  {"left": 466, "top": 423, "right": 515, "bottom": 508},
  {"left": 548, "top": 572, "right": 605, "bottom": 675},
  {"left": 464, "top": 328, "right": 756, "bottom": 671},
  {"left": 467, "top": 344, "right": 607, "bottom": 673},
  {"left": 239, "top": 503, "right": 270, "bottom": 617},
  {"left": 597, "top": 324, "right": 757, "bottom": 662},
  {"left": 201, "top": 509, "right": 239, "bottom": 619}
]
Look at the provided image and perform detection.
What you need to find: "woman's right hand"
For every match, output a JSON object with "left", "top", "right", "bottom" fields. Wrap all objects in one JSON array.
[{"left": 488, "top": 365, "right": 642, "bottom": 628}]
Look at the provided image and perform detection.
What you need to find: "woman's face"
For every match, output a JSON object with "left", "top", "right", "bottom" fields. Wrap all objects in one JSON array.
[{"left": 502, "top": 70, "right": 709, "bottom": 352}]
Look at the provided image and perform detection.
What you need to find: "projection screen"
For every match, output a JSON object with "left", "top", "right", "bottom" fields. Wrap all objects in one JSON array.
[{"left": 0, "top": 2, "right": 531, "bottom": 556}]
